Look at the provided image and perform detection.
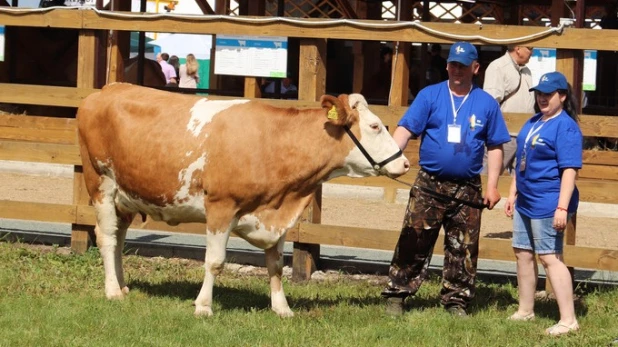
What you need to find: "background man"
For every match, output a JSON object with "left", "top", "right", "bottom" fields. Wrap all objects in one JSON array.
[{"left": 483, "top": 45, "right": 535, "bottom": 174}]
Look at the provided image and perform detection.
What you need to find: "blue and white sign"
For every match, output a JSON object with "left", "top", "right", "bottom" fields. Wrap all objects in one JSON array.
[
  {"left": 528, "top": 48, "right": 557, "bottom": 86},
  {"left": 0, "top": 26, "right": 4, "bottom": 62},
  {"left": 528, "top": 48, "right": 597, "bottom": 91},
  {"left": 214, "top": 35, "right": 288, "bottom": 77},
  {"left": 583, "top": 50, "right": 597, "bottom": 91}
]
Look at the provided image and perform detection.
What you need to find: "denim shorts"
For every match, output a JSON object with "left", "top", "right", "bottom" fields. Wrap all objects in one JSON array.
[{"left": 512, "top": 209, "right": 568, "bottom": 254}]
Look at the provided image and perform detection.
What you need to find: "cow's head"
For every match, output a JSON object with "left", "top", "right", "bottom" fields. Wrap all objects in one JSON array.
[{"left": 321, "top": 94, "right": 409, "bottom": 178}]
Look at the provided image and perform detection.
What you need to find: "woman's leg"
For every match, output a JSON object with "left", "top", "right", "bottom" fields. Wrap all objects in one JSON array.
[
  {"left": 513, "top": 248, "right": 537, "bottom": 316},
  {"left": 539, "top": 253, "right": 577, "bottom": 326}
]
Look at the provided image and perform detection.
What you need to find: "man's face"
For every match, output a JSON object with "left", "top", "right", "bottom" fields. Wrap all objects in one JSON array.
[
  {"left": 156, "top": 54, "right": 162, "bottom": 62},
  {"left": 515, "top": 46, "right": 533, "bottom": 65},
  {"left": 447, "top": 61, "right": 479, "bottom": 86}
]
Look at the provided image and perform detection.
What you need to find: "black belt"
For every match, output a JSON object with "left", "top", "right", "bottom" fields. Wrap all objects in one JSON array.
[{"left": 414, "top": 185, "right": 488, "bottom": 210}]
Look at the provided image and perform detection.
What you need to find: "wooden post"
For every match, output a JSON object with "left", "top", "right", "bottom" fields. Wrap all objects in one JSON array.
[
  {"left": 292, "top": 187, "right": 322, "bottom": 282},
  {"left": 239, "top": 0, "right": 265, "bottom": 98},
  {"left": 546, "top": 49, "right": 578, "bottom": 293},
  {"left": 388, "top": 0, "right": 411, "bottom": 107},
  {"left": 72, "top": 29, "right": 97, "bottom": 254},
  {"left": 107, "top": 0, "right": 131, "bottom": 84},
  {"left": 298, "top": 38, "right": 327, "bottom": 102},
  {"left": 208, "top": 0, "right": 230, "bottom": 91},
  {"left": 292, "top": 38, "right": 327, "bottom": 281}
]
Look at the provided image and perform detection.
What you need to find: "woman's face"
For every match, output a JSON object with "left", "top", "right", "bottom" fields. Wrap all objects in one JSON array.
[{"left": 535, "top": 90, "right": 566, "bottom": 116}]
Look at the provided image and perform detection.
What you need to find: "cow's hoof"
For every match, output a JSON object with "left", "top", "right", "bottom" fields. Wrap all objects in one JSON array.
[
  {"left": 274, "top": 308, "right": 294, "bottom": 318},
  {"left": 194, "top": 306, "right": 213, "bottom": 317},
  {"left": 105, "top": 291, "right": 126, "bottom": 300},
  {"left": 121, "top": 286, "right": 130, "bottom": 295}
]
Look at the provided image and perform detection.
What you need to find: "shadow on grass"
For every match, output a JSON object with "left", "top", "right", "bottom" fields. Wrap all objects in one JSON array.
[
  {"left": 128, "top": 276, "right": 591, "bottom": 317},
  {"left": 128, "top": 279, "right": 386, "bottom": 312}
]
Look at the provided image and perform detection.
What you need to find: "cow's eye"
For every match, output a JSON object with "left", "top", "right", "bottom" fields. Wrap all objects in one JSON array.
[{"left": 370, "top": 123, "right": 380, "bottom": 131}]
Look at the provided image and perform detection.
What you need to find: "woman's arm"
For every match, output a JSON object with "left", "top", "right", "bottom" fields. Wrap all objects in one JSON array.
[{"left": 553, "top": 168, "right": 578, "bottom": 231}]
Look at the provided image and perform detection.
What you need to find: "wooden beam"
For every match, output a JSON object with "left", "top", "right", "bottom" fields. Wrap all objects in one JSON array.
[
  {"left": 195, "top": 0, "right": 215, "bottom": 14},
  {"left": 334, "top": 0, "right": 358, "bottom": 19}
]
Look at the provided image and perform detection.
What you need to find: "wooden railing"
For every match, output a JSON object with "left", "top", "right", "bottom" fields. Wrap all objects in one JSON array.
[{"left": 0, "top": 8, "right": 617, "bottom": 281}]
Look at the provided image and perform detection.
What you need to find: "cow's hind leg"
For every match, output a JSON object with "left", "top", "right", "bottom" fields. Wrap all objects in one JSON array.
[
  {"left": 114, "top": 213, "right": 134, "bottom": 295},
  {"left": 266, "top": 237, "right": 293, "bottom": 317},
  {"left": 93, "top": 177, "right": 126, "bottom": 300},
  {"left": 194, "top": 223, "right": 234, "bottom": 317}
]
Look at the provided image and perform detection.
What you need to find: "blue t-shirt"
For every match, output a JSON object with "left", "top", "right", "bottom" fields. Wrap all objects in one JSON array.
[
  {"left": 398, "top": 81, "right": 510, "bottom": 179},
  {"left": 514, "top": 111, "right": 583, "bottom": 218}
]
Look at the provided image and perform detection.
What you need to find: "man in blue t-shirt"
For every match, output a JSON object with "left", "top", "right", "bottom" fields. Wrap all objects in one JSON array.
[{"left": 382, "top": 41, "right": 511, "bottom": 317}]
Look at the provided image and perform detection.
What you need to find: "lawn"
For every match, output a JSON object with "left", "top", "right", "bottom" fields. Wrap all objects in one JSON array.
[{"left": 0, "top": 241, "right": 617, "bottom": 347}]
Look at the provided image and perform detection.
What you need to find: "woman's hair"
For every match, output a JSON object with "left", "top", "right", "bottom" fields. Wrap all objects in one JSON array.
[
  {"left": 533, "top": 82, "right": 579, "bottom": 123},
  {"left": 185, "top": 54, "right": 199, "bottom": 76},
  {"left": 562, "top": 83, "right": 580, "bottom": 122},
  {"left": 168, "top": 55, "right": 180, "bottom": 77}
]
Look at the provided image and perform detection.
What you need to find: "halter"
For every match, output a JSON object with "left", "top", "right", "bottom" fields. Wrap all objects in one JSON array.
[{"left": 343, "top": 125, "right": 403, "bottom": 171}]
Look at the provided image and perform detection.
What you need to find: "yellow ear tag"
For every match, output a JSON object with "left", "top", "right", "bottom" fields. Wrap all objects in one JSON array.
[{"left": 327, "top": 106, "right": 338, "bottom": 120}]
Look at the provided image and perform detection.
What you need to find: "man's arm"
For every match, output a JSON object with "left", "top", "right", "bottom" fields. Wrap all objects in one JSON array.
[
  {"left": 392, "top": 126, "right": 415, "bottom": 151},
  {"left": 484, "top": 144, "right": 504, "bottom": 209},
  {"left": 482, "top": 63, "right": 505, "bottom": 104}
]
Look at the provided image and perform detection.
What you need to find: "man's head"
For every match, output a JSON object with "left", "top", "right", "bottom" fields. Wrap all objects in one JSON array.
[
  {"left": 430, "top": 43, "right": 442, "bottom": 56},
  {"left": 160, "top": 53, "right": 170, "bottom": 61},
  {"left": 447, "top": 42, "right": 478, "bottom": 66},
  {"left": 380, "top": 46, "right": 393, "bottom": 63},
  {"left": 446, "top": 42, "right": 479, "bottom": 86},
  {"left": 156, "top": 53, "right": 162, "bottom": 62},
  {"left": 507, "top": 45, "right": 534, "bottom": 66}
]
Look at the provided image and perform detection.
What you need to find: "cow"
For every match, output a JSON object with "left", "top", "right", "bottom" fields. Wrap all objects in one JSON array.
[{"left": 76, "top": 83, "right": 410, "bottom": 317}]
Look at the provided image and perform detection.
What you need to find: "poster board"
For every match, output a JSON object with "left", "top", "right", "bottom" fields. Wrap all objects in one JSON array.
[
  {"left": 528, "top": 48, "right": 597, "bottom": 91},
  {"left": 214, "top": 35, "right": 288, "bottom": 77}
]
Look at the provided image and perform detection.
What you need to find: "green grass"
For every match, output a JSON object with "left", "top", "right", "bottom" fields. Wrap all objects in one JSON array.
[{"left": 1, "top": 242, "right": 617, "bottom": 347}]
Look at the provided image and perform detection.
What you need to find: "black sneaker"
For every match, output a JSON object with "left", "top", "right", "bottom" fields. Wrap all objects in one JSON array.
[{"left": 446, "top": 305, "right": 468, "bottom": 318}]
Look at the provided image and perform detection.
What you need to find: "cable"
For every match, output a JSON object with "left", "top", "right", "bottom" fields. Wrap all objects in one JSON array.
[{"left": 0, "top": 6, "right": 565, "bottom": 45}]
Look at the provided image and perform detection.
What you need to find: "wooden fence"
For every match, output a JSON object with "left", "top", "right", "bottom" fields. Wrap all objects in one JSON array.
[{"left": 0, "top": 8, "right": 617, "bottom": 281}]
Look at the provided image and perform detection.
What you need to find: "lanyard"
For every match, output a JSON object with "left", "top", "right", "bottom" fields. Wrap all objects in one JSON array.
[
  {"left": 524, "top": 113, "right": 560, "bottom": 151},
  {"left": 448, "top": 81, "right": 473, "bottom": 124}
]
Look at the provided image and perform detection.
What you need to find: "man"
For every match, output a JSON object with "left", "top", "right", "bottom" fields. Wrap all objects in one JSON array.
[
  {"left": 156, "top": 52, "right": 178, "bottom": 85},
  {"left": 381, "top": 42, "right": 510, "bottom": 317},
  {"left": 427, "top": 43, "right": 448, "bottom": 84},
  {"left": 483, "top": 45, "right": 535, "bottom": 174}
]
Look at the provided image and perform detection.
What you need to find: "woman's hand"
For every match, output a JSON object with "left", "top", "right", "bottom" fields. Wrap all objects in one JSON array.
[
  {"left": 504, "top": 195, "right": 516, "bottom": 218},
  {"left": 553, "top": 209, "right": 568, "bottom": 232}
]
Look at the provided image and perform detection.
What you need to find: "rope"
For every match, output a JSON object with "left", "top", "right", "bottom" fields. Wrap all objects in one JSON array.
[{"left": 0, "top": 6, "right": 565, "bottom": 45}]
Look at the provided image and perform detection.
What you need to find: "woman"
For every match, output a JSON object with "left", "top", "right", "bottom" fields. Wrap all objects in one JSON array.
[
  {"left": 504, "top": 71, "right": 583, "bottom": 336},
  {"left": 179, "top": 53, "right": 200, "bottom": 88}
]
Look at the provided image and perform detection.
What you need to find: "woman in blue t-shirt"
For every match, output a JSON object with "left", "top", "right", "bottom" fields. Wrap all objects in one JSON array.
[{"left": 504, "top": 71, "right": 582, "bottom": 336}]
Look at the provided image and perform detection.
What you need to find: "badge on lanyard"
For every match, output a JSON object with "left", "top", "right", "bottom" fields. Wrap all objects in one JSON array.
[
  {"left": 448, "top": 124, "right": 461, "bottom": 143},
  {"left": 519, "top": 153, "right": 526, "bottom": 172},
  {"left": 448, "top": 82, "right": 471, "bottom": 145}
]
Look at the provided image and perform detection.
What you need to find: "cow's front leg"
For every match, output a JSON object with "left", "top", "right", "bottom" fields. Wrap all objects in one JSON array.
[
  {"left": 266, "top": 236, "right": 293, "bottom": 317},
  {"left": 194, "top": 224, "right": 233, "bottom": 317}
]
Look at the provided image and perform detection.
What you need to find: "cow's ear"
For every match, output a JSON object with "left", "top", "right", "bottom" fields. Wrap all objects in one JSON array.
[{"left": 320, "top": 94, "right": 349, "bottom": 126}]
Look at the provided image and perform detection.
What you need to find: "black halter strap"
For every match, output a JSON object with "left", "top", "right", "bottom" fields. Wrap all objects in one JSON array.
[{"left": 343, "top": 125, "right": 403, "bottom": 170}]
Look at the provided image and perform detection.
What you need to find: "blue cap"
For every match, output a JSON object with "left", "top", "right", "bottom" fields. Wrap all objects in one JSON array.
[
  {"left": 529, "top": 72, "right": 568, "bottom": 93},
  {"left": 447, "top": 42, "right": 478, "bottom": 66}
]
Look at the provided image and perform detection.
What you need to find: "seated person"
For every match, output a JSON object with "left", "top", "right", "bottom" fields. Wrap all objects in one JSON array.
[{"left": 264, "top": 77, "right": 297, "bottom": 95}]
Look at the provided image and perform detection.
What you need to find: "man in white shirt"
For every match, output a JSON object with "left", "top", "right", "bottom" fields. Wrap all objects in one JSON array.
[{"left": 483, "top": 45, "right": 535, "bottom": 174}]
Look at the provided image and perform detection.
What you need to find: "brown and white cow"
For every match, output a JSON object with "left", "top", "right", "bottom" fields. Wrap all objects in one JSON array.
[{"left": 77, "top": 83, "right": 409, "bottom": 317}]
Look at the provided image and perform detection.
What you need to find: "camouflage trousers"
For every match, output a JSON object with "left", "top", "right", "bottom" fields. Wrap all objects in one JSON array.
[{"left": 382, "top": 169, "right": 484, "bottom": 309}]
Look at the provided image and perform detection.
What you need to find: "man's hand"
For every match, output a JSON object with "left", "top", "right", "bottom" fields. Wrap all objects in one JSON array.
[{"left": 483, "top": 187, "right": 501, "bottom": 210}]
